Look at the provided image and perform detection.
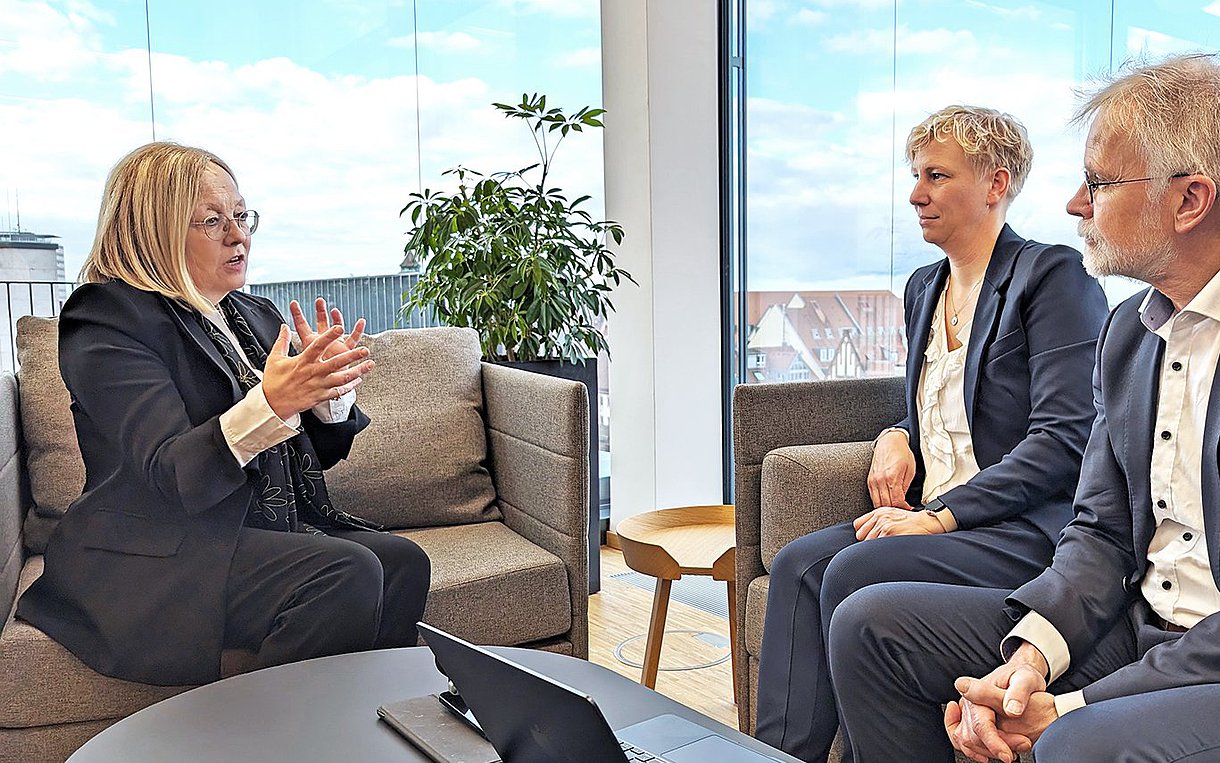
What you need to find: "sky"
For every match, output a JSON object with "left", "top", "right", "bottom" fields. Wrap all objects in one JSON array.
[
  {"left": 744, "top": 0, "right": 1220, "bottom": 303},
  {"left": 0, "top": 0, "right": 604, "bottom": 284},
  {"left": 3, "top": 0, "right": 1218, "bottom": 305}
]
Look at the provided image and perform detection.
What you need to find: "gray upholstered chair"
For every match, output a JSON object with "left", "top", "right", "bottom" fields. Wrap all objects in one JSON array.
[
  {"left": 732, "top": 377, "right": 905, "bottom": 758},
  {"left": 0, "top": 320, "right": 589, "bottom": 762}
]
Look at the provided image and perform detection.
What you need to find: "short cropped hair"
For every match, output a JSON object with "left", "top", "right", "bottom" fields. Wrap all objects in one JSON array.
[
  {"left": 1074, "top": 53, "right": 1220, "bottom": 182},
  {"left": 905, "top": 105, "right": 1033, "bottom": 201},
  {"left": 80, "top": 142, "right": 236, "bottom": 314}
]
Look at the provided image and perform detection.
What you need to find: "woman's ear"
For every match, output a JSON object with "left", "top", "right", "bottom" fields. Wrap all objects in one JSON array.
[{"left": 987, "top": 168, "right": 1011, "bottom": 207}]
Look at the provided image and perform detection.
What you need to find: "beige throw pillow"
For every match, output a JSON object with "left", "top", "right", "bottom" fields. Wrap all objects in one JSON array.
[
  {"left": 15, "top": 316, "right": 84, "bottom": 553},
  {"left": 324, "top": 327, "right": 500, "bottom": 528}
]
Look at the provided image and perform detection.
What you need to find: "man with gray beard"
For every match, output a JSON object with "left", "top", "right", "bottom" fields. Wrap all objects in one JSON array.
[{"left": 823, "top": 53, "right": 1220, "bottom": 762}]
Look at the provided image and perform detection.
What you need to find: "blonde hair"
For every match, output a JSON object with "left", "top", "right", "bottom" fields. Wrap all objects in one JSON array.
[
  {"left": 1074, "top": 53, "right": 1220, "bottom": 181},
  {"left": 80, "top": 142, "right": 236, "bottom": 313},
  {"left": 905, "top": 105, "right": 1033, "bottom": 201}
]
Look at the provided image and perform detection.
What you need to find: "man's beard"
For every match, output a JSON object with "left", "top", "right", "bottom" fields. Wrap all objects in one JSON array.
[{"left": 1079, "top": 217, "right": 1174, "bottom": 284}]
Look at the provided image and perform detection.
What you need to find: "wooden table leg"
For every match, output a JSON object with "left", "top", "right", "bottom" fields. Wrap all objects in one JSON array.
[
  {"left": 727, "top": 580, "right": 739, "bottom": 704},
  {"left": 641, "top": 578, "right": 673, "bottom": 689}
]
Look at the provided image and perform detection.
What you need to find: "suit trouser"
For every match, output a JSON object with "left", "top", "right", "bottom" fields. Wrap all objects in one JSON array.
[
  {"left": 826, "top": 582, "right": 1205, "bottom": 762},
  {"left": 754, "top": 519, "right": 1054, "bottom": 762},
  {"left": 222, "top": 526, "right": 431, "bottom": 670}
]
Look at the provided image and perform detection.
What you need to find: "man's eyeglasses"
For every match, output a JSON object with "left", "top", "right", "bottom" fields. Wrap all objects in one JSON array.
[
  {"left": 1083, "top": 173, "right": 1191, "bottom": 204},
  {"left": 190, "top": 210, "right": 260, "bottom": 241}
]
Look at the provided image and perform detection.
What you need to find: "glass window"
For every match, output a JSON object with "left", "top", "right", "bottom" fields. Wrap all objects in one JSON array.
[{"left": 729, "top": 0, "right": 1220, "bottom": 393}]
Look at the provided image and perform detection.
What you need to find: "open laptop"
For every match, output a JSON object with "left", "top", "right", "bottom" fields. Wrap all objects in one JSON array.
[{"left": 417, "top": 622, "right": 783, "bottom": 763}]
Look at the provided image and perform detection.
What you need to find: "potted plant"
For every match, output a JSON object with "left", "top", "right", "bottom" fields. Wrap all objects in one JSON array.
[{"left": 400, "top": 94, "right": 634, "bottom": 592}]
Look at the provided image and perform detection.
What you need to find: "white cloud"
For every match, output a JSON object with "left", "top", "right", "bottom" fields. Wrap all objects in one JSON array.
[
  {"left": 792, "top": 9, "right": 828, "bottom": 26},
  {"left": 0, "top": 0, "right": 607, "bottom": 284},
  {"left": 388, "top": 31, "right": 483, "bottom": 53},
  {"left": 825, "top": 26, "right": 978, "bottom": 57},
  {"left": 496, "top": 0, "right": 597, "bottom": 19},
  {"left": 555, "top": 46, "right": 600, "bottom": 68}
]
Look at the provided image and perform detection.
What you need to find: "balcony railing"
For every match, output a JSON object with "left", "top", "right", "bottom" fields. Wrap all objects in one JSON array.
[
  {"left": 2, "top": 276, "right": 435, "bottom": 373},
  {"left": 1, "top": 280, "right": 76, "bottom": 373}
]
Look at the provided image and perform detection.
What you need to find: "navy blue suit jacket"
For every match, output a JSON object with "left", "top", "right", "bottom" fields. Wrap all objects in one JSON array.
[
  {"left": 897, "top": 224, "right": 1109, "bottom": 542},
  {"left": 1010, "top": 287, "right": 1220, "bottom": 703},
  {"left": 17, "top": 281, "right": 369, "bottom": 685}
]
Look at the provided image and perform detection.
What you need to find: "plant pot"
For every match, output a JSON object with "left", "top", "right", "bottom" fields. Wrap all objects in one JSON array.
[{"left": 497, "top": 358, "right": 601, "bottom": 594}]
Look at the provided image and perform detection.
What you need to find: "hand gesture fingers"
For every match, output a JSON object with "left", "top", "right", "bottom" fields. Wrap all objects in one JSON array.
[
  {"left": 315, "top": 297, "right": 331, "bottom": 332},
  {"left": 301, "top": 325, "right": 344, "bottom": 363},
  {"left": 1002, "top": 665, "right": 1048, "bottom": 717},
  {"left": 958, "top": 696, "right": 1018, "bottom": 763},
  {"left": 272, "top": 324, "right": 291, "bottom": 357}
]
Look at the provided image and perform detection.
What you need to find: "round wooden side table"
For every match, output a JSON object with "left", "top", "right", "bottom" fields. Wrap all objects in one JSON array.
[{"left": 615, "top": 504, "right": 738, "bottom": 701}]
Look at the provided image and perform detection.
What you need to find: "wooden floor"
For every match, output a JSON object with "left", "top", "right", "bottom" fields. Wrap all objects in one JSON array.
[{"left": 589, "top": 546, "right": 739, "bottom": 729}]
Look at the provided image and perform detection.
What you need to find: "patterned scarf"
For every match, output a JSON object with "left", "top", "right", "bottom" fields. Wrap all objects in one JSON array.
[{"left": 199, "top": 297, "right": 381, "bottom": 535}]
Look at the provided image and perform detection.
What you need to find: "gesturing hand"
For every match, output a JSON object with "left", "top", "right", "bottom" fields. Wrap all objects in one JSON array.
[
  {"left": 290, "top": 298, "right": 366, "bottom": 362},
  {"left": 262, "top": 324, "right": 375, "bottom": 420},
  {"left": 868, "top": 430, "right": 916, "bottom": 509}
]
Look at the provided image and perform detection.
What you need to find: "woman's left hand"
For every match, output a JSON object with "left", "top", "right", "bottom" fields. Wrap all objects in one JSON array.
[
  {"left": 290, "top": 298, "right": 366, "bottom": 364},
  {"left": 852, "top": 506, "right": 944, "bottom": 541}
]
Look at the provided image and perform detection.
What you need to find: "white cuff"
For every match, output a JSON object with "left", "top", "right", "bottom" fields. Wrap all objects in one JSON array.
[
  {"left": 1002, "top": 611, "right": 1072, "bottom": 683},
  {"left": 219, "top": 383, "right": 301, "bottom": 467},
  {"left": 1052, "top": 690, "right": 1086, "bottom": 717},
  {"left": 310, "top": 389, "right": 355, "bottom": 423},
  {"left": 875, "top": 426, "right": 910, "bottom": 447}
]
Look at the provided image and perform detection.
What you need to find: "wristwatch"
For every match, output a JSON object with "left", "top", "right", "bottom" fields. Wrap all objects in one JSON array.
[{"left": 923, "top": 498, "right": 952, "bottom": 532}]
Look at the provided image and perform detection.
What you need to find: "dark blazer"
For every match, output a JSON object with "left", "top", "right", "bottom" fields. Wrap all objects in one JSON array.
[
  {"left": 896, "top": 224, "right": 1109, "bottom": 541},
  {"left": 17, "top": 281, "right": 369, "bottom": 685},
  {"left": 1009, "top": 288, "right": 1220, "bottom": 703}
]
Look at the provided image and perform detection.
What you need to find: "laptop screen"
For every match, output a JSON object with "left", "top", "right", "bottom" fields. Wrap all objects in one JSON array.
[{"left": 419, "top": 623, "right": 628, "bottom": 763}]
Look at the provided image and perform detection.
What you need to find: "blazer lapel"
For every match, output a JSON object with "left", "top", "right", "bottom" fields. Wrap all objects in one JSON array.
[
  {"left": 906, "top": 261, "right": 949, "bottom": 438},
  {"left": 1125, "top": 330, "right": 1162, "bottom": 558},
  {"left": 1202, "top": 356, "right": 1220, "bottom": 586},
  {"left": 158, "top": 295, "right": 243, "bottom": 402},
  {"left": 963, "top": 225, "right": 1022, "bottom": 423}
]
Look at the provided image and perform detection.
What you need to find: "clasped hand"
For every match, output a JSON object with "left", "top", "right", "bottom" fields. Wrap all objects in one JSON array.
[
  {"left": 263, "top": 298, "right": 374, "bottom": 420},
  {"left": 944, "top": 647, "right": 1058, "bottom": 763}
]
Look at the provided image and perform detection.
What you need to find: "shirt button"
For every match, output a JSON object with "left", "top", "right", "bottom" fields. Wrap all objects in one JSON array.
[
  {"left": 1162, "top": 580, "right": 1173, "bottom": 590},
  {"left": 1184, "top": 532, "right": 1194, "bottom": 541},
  {"left": 1157, "top": 499, "right": 1168, "bottom": 509},
  {"left": 1171, "top": 361, "right": 1183, "bottom": 371},
  {"left": 1161, "top": 430, "right": 1172, "bottom": 440}
]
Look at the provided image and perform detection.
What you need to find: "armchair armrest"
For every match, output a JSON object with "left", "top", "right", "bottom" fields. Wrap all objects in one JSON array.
[
  {"left": 481, "top": 362, "right": 589, "bottom": 658},
  {"left": 731, "top": 377, "right": 904, "bottom": 729},
  {"left": 760, "top": 443, "right": 873, "bottom": 569}
]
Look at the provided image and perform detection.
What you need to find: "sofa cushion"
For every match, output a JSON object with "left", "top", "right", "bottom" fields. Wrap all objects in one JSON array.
[
  {"left": 0, "top": 557, "right": 191, "bottom": 727},
  {"left": 401, "top": 522, "right": 570, "bottom": 646},
  {"left": 326, "top": 327, "right": 500, "bottom": 529},
  {"left": 15, "top": 317, "right": 84, "bottom": 554}
]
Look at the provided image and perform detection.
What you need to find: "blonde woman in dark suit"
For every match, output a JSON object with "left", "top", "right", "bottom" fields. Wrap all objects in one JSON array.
[{"left": 18, "top": 143, "right": 430, "bottom": 685}]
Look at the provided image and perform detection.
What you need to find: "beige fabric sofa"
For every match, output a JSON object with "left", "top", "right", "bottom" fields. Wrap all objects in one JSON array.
[
  {"left": 0, "top": 321, "right": 589, "bottom": 762},
  {"left": 732, "top": 377, "right": 906, "bottom": 758}
]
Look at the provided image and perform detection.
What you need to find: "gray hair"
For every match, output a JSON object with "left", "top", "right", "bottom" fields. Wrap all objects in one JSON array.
[{"left": 1074, "top": 53, "right": 1220, "bottom": 180}]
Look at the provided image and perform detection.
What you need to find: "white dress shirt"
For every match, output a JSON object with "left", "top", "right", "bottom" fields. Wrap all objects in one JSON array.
[
  {"left": 1004, "top": 268, "right": 1220, "bottom": 716},
  {"left": 202, "top": 308, "right": 355, "bottom": 467},
  {"left": 917, "top": 289, "right": 982, "bottom": 505}
]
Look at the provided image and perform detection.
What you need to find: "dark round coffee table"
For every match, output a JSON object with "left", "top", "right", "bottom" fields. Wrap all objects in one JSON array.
[{"left": 67, "top": 646, "right": 795, "bottom": 761}]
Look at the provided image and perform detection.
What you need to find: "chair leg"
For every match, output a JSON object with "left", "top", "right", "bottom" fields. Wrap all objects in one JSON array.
[
  {"left": 641, "top": 578, "right": 673, "bottom": 689},
  {"left": 727, "top": 580, "right": 739, "bottom": 704}
]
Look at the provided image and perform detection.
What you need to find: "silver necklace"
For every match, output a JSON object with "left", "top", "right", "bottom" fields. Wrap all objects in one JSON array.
[{"left": 946, "top": 276, "right": 983, "bottom": 327}]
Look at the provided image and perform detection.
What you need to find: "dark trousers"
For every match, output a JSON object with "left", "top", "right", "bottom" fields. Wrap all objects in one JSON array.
[
  {"left": 826, "top": 582, "right": 1209, "bottom": 762},
  {"left": 223, "top": 526, "right": 431, "bottom": 669},
  {"left": 754, "top": 519, "right": 1054, "bottom": 762}
]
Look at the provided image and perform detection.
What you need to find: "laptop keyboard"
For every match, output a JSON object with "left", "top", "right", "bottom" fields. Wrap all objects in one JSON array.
[{"left": 619, "top": 739, "right": 673, "bottom": 762}]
